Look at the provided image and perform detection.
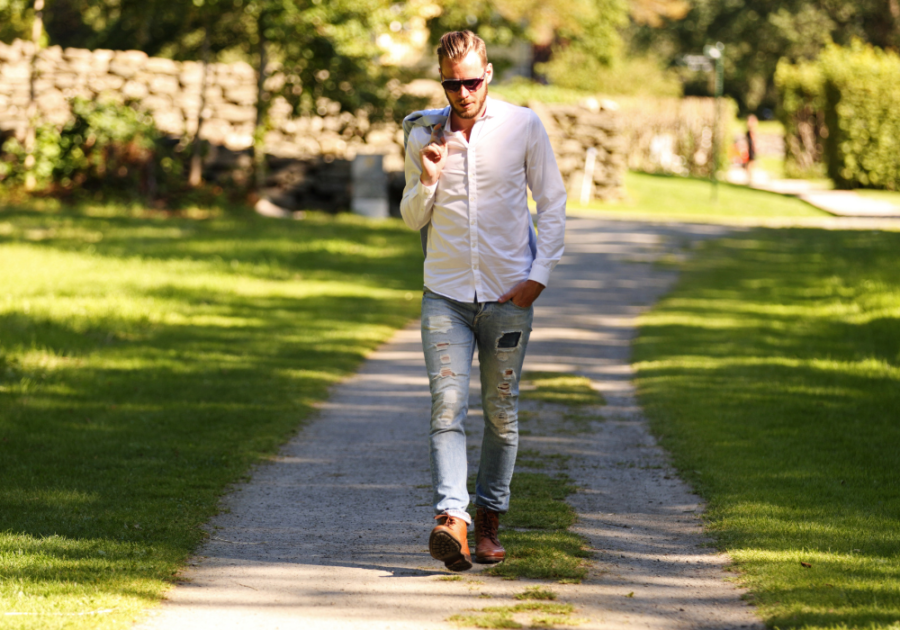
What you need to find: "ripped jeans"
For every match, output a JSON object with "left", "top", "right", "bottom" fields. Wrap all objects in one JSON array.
[{"left": 421, "top": 288, "right": 533, "bottom": 524}]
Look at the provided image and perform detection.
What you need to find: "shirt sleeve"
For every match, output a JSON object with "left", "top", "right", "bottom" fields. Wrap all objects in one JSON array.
[
  {"left": 400, "top": 127, "right": 438, "bottom": 231},
  {"left": 525, "top": 110, "right": 567, "bottom": 287}
]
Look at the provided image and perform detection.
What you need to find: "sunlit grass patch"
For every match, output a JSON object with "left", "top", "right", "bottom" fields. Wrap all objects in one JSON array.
[
  {"left": 449, "top": 602, "right": 581, "bottom": 628},
  {"left": 502, "top": 474, "right": 578, "bottom": 531},
  {"left": 485, "top": 530, "right": 590, "bottom": 582},
  {"left": 634, "top": 227, "right": 900, "bottom": 629},
  {"left": 574, "top": 171, "right": 829, "bottom": 221},
  {"left": 448, "top": 612, "right": 523, "bottom": 629},
  {"left": 520, "top": 372, "right": 605, "bottom": 407},
  {"left": 516, "top": 449, "right": 570, "bottom": 471},
  {"left": 514, "top": 586, "right": 557, "bottom": 600},
  {"left": 856, "top": 188, "right": 900, "bottom": 207},
  {"left": 0, "top": 205, "right": 423, "bottom": 628},
  {"left": 483, "top": 602, "right": 574, "bottom": 615}
]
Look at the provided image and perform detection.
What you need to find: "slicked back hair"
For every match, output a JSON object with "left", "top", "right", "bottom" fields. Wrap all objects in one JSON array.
[{"left": 437, "top": 30, "right": 488, "bottom": 69}]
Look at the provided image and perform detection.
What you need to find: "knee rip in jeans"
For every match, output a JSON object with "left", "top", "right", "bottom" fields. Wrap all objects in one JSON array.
[
  {"left": 497, "top": 382, "right": 513, "bottom": 397},
  {"left": 437, "top": 389, "right": 459, "bottom": 425},
  {"left": 493, "top": 410, "right": 517, "bottom": 438},
  {"left": 426, "top": 315, "right": 452, "bottom": 334}
]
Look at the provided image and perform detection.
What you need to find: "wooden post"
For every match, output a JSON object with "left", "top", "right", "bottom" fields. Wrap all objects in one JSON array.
[
  {"left": 189, "top": 24, "right": 210, "bottom": 188},
  {"left": 253, "top": 13, "right": 268, "bottom": 192},
  {"left": 24, "top": 0, "right": 44, "bottom": 191}
]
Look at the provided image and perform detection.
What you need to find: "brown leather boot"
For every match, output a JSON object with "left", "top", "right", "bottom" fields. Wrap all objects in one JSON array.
[
  {"left": 474, "top": 506, "right": 505, "bottom": 564},
  {"left": 429, "top": 514, "right": 472, "bottom": 572}
]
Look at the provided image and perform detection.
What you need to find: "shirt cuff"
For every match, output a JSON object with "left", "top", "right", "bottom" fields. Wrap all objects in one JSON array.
[
  {"left": 419, "top": 179, "right": 438, "bottom": 199},
  {"left": 528, "top": 262, "right": 552, "bottom": 287}
]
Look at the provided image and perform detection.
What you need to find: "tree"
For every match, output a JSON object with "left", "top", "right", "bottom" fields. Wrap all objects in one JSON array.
[
  {"left": 423, "top": 0, "right": 630, "bottom": 77},
  {"left": 629, "top": 0, "right": 900, "bottom": 112},
  {"left": 186, "top": 0, "right": 401, "bottom": 187},
  {"left": 26, "top": 0, "right": 405, "bottom": 189},
  {"left": 0, "top": 0, "right": 35, "bottom": 43}
]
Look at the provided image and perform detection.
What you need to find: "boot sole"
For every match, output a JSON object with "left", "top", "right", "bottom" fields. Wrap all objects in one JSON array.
[
  {"left": 475, "top": 553, "right": 505, "bottom": 564},
  {"left": 429, "top": 530, "right": 473, "bottom": 572}
]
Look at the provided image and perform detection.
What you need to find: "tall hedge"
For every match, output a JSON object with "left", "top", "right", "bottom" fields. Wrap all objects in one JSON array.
[
  {"left": 776, "top": 42, "right": 900, "bottom": 190},
  {"left": 821, "top": 42, "right": 900, "bottom": 190},
  {"left": 774, "top": 59, "right": 826, "bottom": 179}
]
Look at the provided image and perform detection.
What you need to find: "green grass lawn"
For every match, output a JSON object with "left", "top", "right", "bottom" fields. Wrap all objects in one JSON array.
[
  {"left": 856, "top": 189, "right": 900, "bottom": 207},
  {"left": 633, "top": 228, "right": 900, "bottom": 629},
  {"left": 574, "top": 171, "right": 830, "bottom": 221},
  {"left": 757, "top": 155, "right": 787, "bottom": 180},
  {"left": 0, "top": 204, "right": 423, "bottom": 628}
]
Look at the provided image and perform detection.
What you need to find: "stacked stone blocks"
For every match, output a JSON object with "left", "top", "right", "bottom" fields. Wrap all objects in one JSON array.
[{"left": 0, "top": 39, "right": 627, "bottom": 205}]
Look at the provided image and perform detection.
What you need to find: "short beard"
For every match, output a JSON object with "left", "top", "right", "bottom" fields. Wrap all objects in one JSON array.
[{"left": 449, "top": 87, "right": 487, "bottom": 120}]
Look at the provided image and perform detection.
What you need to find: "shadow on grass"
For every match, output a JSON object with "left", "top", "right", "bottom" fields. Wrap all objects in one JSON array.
[{"left": 0, "top": 206, "right": 421, "bottom": 288}]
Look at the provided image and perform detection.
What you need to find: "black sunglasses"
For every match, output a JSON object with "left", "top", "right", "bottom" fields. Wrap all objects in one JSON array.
[{"left": 441, "top": 70, "right": 487, "bottom": 93}]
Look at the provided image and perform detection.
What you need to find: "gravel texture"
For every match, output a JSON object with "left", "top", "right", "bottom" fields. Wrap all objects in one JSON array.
[{"left": 135, "top": 216, "right": 764, "bottom": 630}]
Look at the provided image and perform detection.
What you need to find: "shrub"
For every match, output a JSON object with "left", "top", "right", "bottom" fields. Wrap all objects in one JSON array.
[
  {"left": 0, "top": 97, "right": 194, "bottom": 202},
  {"left": 774, "top": 58, "right": 827, "bottom": 179},
  {"left": 53, "top": 97, "right": 161, "bottom": 193},
  {"left": 0, "top": 123, "right": 62, "bottom": 189},
  {"left": 821, "top": 42, "right": 900, "bottom": 190},
  {"left": 776, "top": 42, "right": 900, "bottom": 189}
]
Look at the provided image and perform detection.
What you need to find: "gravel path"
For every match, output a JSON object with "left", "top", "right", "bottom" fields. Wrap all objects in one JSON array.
[{"left": 135, "top": 216, "right": 764, "bottom": 630}]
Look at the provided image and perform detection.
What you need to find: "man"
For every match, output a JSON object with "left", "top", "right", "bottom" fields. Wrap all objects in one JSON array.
[{"left": 400, "top": 30, "right": 566, "bottom": 572}]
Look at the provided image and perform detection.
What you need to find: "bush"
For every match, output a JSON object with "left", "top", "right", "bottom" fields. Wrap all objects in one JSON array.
[
  {"left": 774, "top": 58, "right": 827, "bottom": 179},
  {"left": 53, "top": 97, "right": 161, "bottom": 193},
  {"left": 776, "top": 42, "right": 900, "bottom": 189},
  {"left": 0, "top": 124, "right": 62, "bottom": 189},
  {"left": 0, "top": 97, "right": 197, "bottom": 202},
  {"left": 821, "top": 42, "right": 900, "bottom": 190}
]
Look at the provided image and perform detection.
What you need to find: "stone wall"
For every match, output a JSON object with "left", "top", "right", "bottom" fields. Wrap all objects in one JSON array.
[
  {"left": 530, "top": 100, "right": 625, "bottom": 202},
  {"left": 614, "top": 96, "right": 737, "bottom": 178},
  {"left": 0, "top": 39, "right": 626, "bottom": 209}
]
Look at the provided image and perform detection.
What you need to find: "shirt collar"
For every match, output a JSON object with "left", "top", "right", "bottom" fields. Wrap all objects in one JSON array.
[
  {"left": 481, "top": 96, "right": 499, "bottom": 118},
  {"left": 443, "top": 97, "right": 498, "bottom": 133}
]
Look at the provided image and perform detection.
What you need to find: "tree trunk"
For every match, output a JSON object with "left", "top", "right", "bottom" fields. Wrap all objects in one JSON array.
[
  {"left": 253, "top": 13, "right": 268, "bottom": 192},
  {"left": 188, "top": 24, "right": 210, "bottom": 188}
]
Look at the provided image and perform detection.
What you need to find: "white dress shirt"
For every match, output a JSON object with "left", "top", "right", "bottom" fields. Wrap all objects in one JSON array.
[{"left": 400, "top": 97, "right": 566, "bottom": 303}]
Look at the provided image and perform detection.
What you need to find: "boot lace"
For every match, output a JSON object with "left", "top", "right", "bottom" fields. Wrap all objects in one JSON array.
[{"left": 477, "top": 510, "right": 500, "bottom": 544}]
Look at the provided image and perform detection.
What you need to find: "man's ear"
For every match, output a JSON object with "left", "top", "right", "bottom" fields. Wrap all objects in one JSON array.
[{"left": 486, "top": 62, "right": 494, "bottom": 84}]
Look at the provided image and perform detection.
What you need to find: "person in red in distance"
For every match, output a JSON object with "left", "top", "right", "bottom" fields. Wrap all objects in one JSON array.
[
  {"left": 400, "top": 31, "right": 566, "bottom": 571},
  {"left": 744, "top": 114, "right": 758, "bottom": 185}
]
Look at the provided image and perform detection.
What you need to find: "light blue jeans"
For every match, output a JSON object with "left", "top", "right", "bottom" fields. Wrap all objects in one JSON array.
[{"left": 421, "top": 288, "right": 533, "bottom": 524}]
